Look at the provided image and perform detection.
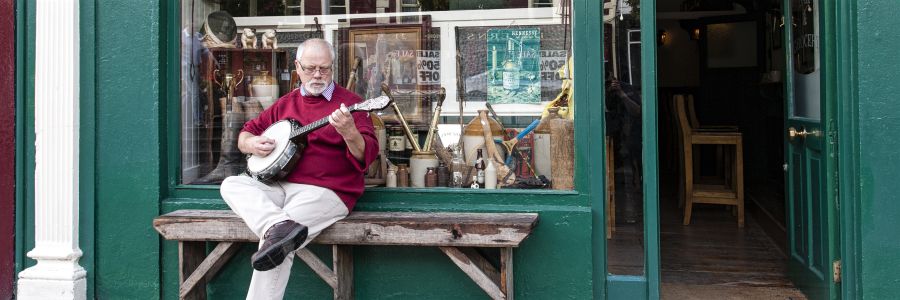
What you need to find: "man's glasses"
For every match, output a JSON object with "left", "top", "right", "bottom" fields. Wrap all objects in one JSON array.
[{"left": 299, "top": 64, "right": 333, "bottom": 75}]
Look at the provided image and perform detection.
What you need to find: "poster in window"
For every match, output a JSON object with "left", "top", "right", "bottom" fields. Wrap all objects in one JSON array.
[{"left": 486, "top": 28, "right": 541, "bottom": 105}]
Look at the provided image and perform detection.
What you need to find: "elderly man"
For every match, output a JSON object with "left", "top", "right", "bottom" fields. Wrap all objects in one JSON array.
[{"left": 220, "top": 38, "right": 378, "bottom": 299}]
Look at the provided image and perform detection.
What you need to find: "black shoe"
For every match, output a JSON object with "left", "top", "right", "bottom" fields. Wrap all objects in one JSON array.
[{"left": 251, "top": 220, "right": 308, "bottom": 271}]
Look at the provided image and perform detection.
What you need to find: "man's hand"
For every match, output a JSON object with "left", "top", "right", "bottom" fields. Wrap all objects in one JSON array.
[
  {"left": 609, "top": 79, "right": 621, "bottom": 92},
  {"left": 329, "top": 103, "right": 359, "bottom": 138},
  {"left": 244, "top": 135, "right": 276, "bottom": 157},
  {"left": 329, "top": 103, "right": 366, "bottom": 162}
]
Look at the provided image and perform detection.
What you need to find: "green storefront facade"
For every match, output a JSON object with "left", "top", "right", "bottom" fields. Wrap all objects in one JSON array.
[{"left": 11, "top": 0, "right": 900, "bottom": 299}]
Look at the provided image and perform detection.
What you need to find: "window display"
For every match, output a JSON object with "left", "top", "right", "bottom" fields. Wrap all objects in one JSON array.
[{"left": 180, "top": 0, "right": 576, "bottom": 191}]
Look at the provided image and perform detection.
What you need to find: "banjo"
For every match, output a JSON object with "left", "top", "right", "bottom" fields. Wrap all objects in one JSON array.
[{"left": 245, "top": 95, "right": 392, "bottom": 183}]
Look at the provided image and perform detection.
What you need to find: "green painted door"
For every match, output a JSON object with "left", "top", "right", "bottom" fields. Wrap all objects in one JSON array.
[{"left": 783, "top": 0, "right": 839, "bottom": 299}]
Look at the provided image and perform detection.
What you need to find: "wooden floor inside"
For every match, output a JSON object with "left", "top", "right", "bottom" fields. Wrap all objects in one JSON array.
[{"left": 607, "top": 169, "right": 806, "bottom": 299}]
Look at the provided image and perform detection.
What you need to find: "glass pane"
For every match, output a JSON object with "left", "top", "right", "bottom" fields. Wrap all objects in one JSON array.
[
  {"left": 179, "top": 1, "right": 577, "bottom": 191},
  {"left": 605, "top": 0, "right": 645, "bottom": 275},
  {"left": 330, "top": 7, "right": 346, "bottom": 15},
  {"left": 790, "top": 0, "right": 820, "bottom": 120}
]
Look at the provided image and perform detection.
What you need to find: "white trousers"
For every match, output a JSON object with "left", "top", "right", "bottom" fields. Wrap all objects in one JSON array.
[{"left": 221, "top": 175, "right": 349, "bottom": 300}]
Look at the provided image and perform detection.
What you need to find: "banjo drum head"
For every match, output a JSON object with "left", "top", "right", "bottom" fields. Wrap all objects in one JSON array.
[{"left": 247, "top": 120, "right": 294, "bottom": 174}]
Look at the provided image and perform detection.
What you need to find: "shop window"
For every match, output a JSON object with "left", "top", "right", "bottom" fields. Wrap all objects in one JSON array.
[{"left": 178, "top": 0, "right": 577, "bottom": 191}]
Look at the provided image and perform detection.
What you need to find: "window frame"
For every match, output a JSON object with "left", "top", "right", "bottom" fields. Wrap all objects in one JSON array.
[
  {"left": 284, "top": 0, "right": 305, "bottom": 16},
  {"left": 163, "top": 1, "right": 602, "bottom": 207}
]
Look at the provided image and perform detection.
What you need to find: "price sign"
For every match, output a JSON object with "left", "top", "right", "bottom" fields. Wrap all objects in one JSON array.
[{"left": 416, "top": 50, "right": 441, "bottom": 85}]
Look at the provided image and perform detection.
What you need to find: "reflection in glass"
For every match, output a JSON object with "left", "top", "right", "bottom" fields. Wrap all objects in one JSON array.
[
  {"left": 179, "top": 0, "right": 577, "bottom": 191},
  {"left": 605, "top": 0, "right": 645, "bottom": 276}
]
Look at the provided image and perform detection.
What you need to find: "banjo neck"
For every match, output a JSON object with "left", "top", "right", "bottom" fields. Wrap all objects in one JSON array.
[
  {"left": 288, "top": 107, "right": 364, "bottom": 139},
  {"left": 287, "top": 95, "right": 391, "bottom": 140}
]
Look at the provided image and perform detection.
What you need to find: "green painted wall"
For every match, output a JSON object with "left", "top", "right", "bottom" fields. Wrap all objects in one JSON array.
[
  {"left": 853, "top": 1, "right": 900, "bottom": 299},
  {"left": 92, "top": 0, "right": 163, "bottom": 298}
]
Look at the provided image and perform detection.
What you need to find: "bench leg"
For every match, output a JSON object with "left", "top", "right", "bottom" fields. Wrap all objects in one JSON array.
[
  {"left": 501, "top": 247, "right": 514, "bottom": 300},
  {"left": 179, "top": 241, "right": 206, "bottom": 300},
  {"left": 333, "top": 245, "right": 354, "bottom": 300},
  {"left": 178, "top": 242, "right": 240, "bottom": 300}
]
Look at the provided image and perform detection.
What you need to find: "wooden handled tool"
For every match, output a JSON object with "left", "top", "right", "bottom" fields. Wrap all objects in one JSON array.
[{"left": 422, "top": 87, "right": 446, "bottom": 152}]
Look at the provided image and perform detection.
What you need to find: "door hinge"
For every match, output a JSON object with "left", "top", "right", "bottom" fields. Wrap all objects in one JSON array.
[{"left": 833, "top": 260, "right": 842, "bottom": 283}]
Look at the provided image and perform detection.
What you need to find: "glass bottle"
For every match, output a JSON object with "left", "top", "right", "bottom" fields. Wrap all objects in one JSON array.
[
  {"left": 424, "top": 167, "right": 438, "bottom": 187},
  {"left": 386, "top": 165, "right": 397, "bottom": 188},
  {"left": 485, "top": 160, "right": 497, "bottom": 189},
  {"left": 388, "top": 126, "right": 407, "bottom": 165},
  {"left": 475, "top": 149, "right": 486, "bottom": 189},
  {"left": 436, "top": 161, "right": 450, "bottom": 187},
  {"left": 502, "top": 39, "right": 520, "bottom": 91},
  {"left": 450, "top": 146, "right": 466, "bottom": 188},
  {"left": 397, "top": 164, "right": 410, "bottom": 188}
]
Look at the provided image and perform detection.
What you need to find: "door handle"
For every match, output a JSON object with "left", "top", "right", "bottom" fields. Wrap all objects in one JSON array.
[{"left": 788, "top": 126, "right": 821, "bottom": 141}]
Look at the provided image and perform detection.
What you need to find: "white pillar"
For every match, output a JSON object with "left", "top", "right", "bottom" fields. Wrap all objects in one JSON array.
[{"left": 16, "top": 0, "right": 86, "bottom": 299}]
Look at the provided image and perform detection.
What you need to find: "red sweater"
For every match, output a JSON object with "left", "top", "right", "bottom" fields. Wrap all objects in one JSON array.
[{"left": 242, "top": 85, "right": 378, "bottom": 211}]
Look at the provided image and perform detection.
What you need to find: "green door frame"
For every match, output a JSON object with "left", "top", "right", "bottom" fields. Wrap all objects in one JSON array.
[
  {"left": 578, "top": 0, "right": 609, "bottom": 298},
  {"left": 640, "top": 0, "right": 662, "bottom": 298},
  {"left": 834, "top": 0, "right": 859, "bottom": 298},
  {"left": 14, "top": 0, "right": 33, "bottom": 287}
]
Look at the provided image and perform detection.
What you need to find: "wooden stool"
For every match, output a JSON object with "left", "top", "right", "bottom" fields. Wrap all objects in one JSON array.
[{"left": 674, "top": 95, "right": 744, "bottom": 228}]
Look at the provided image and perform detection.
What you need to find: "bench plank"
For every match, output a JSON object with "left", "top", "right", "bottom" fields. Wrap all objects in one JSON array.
[{"left": 154, "top": 210, "right": 538, "bottom": 248}]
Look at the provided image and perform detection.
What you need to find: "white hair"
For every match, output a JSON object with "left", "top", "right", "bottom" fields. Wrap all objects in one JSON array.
[{"left": 296, "top": 38, "right": 336, "bottom": 62}]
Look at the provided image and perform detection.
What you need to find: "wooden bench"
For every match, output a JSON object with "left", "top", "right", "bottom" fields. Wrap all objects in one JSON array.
[{"left": 153, "top": 210, "right": 539, "bottom": 300}]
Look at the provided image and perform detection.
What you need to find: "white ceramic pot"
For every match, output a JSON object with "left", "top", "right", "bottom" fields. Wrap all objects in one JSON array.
[{"left": 409, "top": 151, "right": 439, "bottom": 188}]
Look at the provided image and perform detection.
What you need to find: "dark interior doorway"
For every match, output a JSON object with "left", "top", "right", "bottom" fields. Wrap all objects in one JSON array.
[
  {"left": 655, "top": 0, "right": 799, "bottom": 298},
  {"left": 604, "top": 0, "right": 806, "bottom": 298}
]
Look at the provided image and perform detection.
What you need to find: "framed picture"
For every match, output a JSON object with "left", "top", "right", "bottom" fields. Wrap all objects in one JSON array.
[{"left": 345, "top": 26, "right": 427, "bottom": 124}]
